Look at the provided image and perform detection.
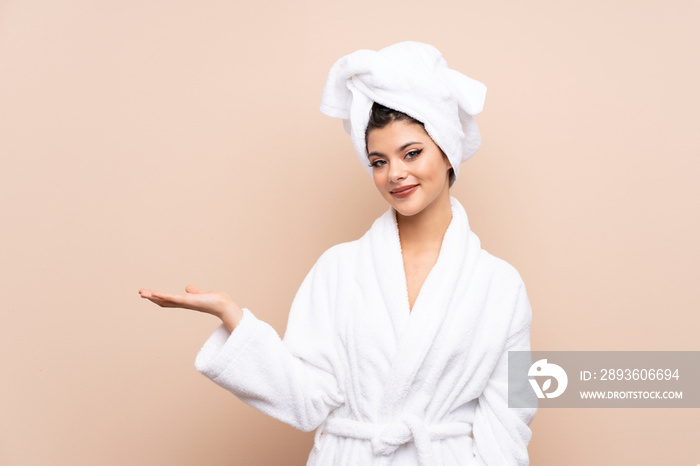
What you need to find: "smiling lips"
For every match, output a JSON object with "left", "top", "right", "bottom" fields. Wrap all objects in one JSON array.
[{"left": 390, "top": 184, "right": 419, "bottom": 198}]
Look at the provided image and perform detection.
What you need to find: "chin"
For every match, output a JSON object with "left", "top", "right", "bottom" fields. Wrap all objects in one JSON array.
[{"left": 386, "top": 196, "right": 426, "bottom": 217}]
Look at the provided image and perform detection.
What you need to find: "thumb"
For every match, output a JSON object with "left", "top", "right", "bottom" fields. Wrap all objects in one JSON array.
[{"left": 185, "top": 284, "right": 203, "bottom": 294}]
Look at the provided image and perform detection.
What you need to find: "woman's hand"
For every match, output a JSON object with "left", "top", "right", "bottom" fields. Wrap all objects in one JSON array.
[{"left": 139, "top": 285, "right": 243, "bottom": 332}]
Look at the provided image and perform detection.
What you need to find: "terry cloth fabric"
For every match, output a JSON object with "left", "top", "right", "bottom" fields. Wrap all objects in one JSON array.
[
  {"left": 195, "top": 195, "right": 537, "bottom": 465},
  {"left": 319, "top": 41, "right": 487, "bottom": 183}
]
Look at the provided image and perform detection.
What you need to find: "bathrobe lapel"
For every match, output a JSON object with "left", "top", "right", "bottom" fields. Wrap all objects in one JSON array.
[{"left": 366, "top": 196, "right": 481, "bottom": 420}]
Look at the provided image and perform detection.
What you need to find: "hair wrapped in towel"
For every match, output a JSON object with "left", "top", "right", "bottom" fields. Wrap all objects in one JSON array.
[{"left": 319, "top": 41, "right": 487, "bottom": 183}]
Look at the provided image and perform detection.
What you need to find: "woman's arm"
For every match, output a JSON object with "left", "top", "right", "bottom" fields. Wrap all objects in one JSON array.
[
  {"left": 138, "top": 249, "right": 345, "bottom": 432},
  {"left": 472, "top": 280, "right": 537, "bottom": 465}
]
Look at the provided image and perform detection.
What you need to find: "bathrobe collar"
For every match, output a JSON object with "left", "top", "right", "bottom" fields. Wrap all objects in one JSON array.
[{"left": 367, "top": 195, "right": 482, "bottom": 419}]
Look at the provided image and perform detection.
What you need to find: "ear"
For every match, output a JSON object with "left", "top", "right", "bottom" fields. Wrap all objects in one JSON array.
[{"left": 442, "top": 151, "right": 452, "bottom": 169}]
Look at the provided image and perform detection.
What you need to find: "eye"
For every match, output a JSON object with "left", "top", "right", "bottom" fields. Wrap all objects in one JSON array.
[
  {"left": 368, "top": 159, "right": 386, "bottom": 168},
  {"left": 405, "top": 149, "right": 423, "bottom": 159}
]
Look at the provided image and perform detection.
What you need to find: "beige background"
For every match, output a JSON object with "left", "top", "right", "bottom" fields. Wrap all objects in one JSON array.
[{"left": 1, "top": 0, "right": 698, "bottom": 465}]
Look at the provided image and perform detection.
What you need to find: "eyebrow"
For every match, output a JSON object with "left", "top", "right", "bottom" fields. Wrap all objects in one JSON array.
[{"left": 367, "top": 141, "right": 422, "bottom": 158}]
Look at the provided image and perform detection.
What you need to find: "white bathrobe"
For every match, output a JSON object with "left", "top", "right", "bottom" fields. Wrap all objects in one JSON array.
[{"left": 195, "top": 196, "right": 536, "bottom": 465}]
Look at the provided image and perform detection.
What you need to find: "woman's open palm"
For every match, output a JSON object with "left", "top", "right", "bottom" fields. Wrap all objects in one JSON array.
[{"left": 139, "top": 285, "right": 243, "bottom": 331}]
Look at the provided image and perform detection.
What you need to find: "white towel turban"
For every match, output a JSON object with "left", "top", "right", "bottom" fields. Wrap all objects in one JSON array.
[{"left": 319, "top": 41, "right": 487, "bottom": 183}]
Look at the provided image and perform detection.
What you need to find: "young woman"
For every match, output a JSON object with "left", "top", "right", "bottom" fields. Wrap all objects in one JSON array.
[{"left": 140, "top": 41, "right": 536, "bottom": 465}]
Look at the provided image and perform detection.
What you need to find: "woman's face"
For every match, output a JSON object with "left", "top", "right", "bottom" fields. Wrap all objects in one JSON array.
[{"left": 366, "top": 120, "right": 452, "bottom": 217}]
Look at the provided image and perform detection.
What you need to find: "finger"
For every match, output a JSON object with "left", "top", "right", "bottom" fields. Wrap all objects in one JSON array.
[
  {"left": 146, "top": 296, "right": 173, "bottom": 308},
  {"left": 150, "top": 291, "right": 174, "bottom": 300},
  {"left": 150, "top": 291, "right": 200, "bottom": 310},
  {"left": 185, "top": 285, "right": 203, "bottom": 294},
  {"left": 142, "top": 289, "right": 218, "bottom": 314},
  {"left": 147, "top": 293, "right": 187, "bottom": 309},
  {"left": 140, "top": 292, "right": 168, "bottom": 306}
]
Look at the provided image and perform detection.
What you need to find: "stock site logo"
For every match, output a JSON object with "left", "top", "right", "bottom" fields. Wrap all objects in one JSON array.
[{"left": 528, "top": 358, "right": 568, "bottom": 399}]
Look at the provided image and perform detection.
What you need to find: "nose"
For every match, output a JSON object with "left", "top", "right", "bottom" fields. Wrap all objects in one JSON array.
[{"left": 388, "top": 159, "right": 407, "bottom": 184}]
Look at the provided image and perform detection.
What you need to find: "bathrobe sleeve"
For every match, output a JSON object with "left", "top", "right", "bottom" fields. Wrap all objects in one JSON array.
[
  {"left": 194, "top": 248, "right": 345, "bottom": 432},
  {"left": 472, "top": 276, "right": 537, "bottom": 465}
]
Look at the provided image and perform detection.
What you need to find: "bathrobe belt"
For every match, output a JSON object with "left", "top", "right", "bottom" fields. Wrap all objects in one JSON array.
[{"left": 314, "top": 413, "right": 473, "bottom": 465}]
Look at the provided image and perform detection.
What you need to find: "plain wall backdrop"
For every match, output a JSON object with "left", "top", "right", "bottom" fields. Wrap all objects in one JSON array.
[{"left": 1, "top": 0, "right": 698, "bottom": 465}]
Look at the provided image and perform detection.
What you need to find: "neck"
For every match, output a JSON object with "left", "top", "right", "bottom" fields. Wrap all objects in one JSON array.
[{"left": 395, "top": 188, "right": 452, "bottom": 253}]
